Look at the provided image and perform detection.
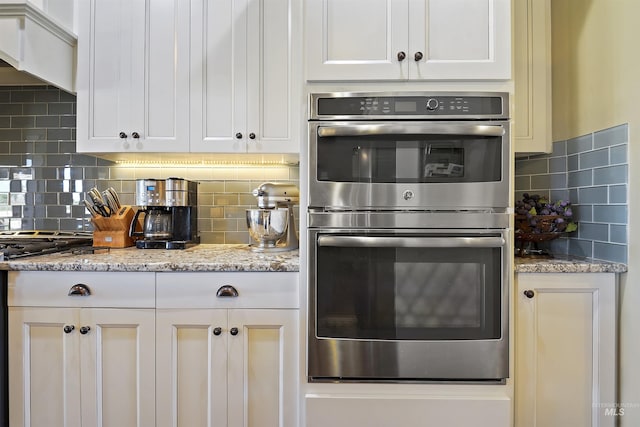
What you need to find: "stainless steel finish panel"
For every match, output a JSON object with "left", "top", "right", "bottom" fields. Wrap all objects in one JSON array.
[
  {"left": 317, "top": 235, "right": 505, "bottom": 248},
  {"left": 309, "top": 91, "right": 509, "bottom": 120},
  {"left": 307, "top": 227, "right": 510, "bottom": 382},
  {"left": 136, "top": 179, "right": 166, "bottom": 206},
  {"left": 308, "top": 120, "right": 510, "bottom": 210},
  {"left": 317, "top": 123, "right": 505, "bottom": 138},
  {"left": 308, "top": 210, "right": 509, "bottom": 229}
]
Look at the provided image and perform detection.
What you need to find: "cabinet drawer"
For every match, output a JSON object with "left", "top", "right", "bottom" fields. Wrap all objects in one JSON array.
[
  {"left": 8, "top": 271, "right": 155, "bottom": 308},
  {"left": 156, "top": 272, "right": 299, "bottom": 309}
]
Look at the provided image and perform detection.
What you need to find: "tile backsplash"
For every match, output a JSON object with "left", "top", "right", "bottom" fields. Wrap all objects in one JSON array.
[
  {"left": 0, "top": 85, "right": 299, "bottom": 244},
  {"left": 515, "top": 124, "right": 628, "bottom": 263}
]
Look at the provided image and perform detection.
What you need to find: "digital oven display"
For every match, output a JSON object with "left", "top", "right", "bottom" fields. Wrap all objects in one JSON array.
[{"left": 394, "top": 101, "right": 417, "bottom": 113}]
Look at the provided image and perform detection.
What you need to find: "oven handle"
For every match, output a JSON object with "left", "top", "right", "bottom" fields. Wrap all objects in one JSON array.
[
  {"left": 317, "top": 235, "right": 505, "bottom": 248},
  {"left": 317, "top": 124, "right": 505, "bottom": 138}
]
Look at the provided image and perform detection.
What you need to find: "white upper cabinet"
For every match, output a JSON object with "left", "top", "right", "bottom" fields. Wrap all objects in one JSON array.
[
  {"left": 306, "top": 0, "right": 511, "bottom": 81},
  {"left": 190, "top": 0, "right": 300, "bottom": 154},
  {"left": 76, "top": 0, "right": 190, "bottom": 153}
]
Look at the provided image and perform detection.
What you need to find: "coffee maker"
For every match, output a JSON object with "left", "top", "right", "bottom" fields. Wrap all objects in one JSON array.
[{"left": 129, "top": 178, "right": 199, "bottom": 249}]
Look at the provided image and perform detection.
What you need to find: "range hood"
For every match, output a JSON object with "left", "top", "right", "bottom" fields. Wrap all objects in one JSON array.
[{"left": 0, "top": 2, "right": 76, "bottom": 93}]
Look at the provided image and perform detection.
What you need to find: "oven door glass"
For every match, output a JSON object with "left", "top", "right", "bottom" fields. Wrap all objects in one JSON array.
[
  {"left": 314, "top": 233, "right": 503, "bottom": 341},
  {"left": 315, "top": 122, "right": 504, "bottom": 184}
]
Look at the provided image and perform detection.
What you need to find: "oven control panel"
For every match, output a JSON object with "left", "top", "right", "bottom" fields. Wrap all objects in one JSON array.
[{"left": 312, "top": 92, "right": 508, "bottom": 119}]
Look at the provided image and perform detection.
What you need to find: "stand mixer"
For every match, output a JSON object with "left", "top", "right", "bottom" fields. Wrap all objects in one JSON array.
[{"left": 246, "top": 182, "right": 299, "bottom": 252}]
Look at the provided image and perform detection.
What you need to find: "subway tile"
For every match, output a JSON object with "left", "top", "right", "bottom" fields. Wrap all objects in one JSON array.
[
  {"left": 573, "top": 205, "right": 593, "bottom": 222},
  {"left": 593, "top": 164, "right": 628, "bottom": 185},
  {"left": 0, "top": 103, "right": 22, "bottom": 116},
  {"left": 567, "top": 154, "right": 579, "bottom": 172},
  {"left": 551, "top": 140, "right": 567, "bottom": 156},
  {"left": 24, "top": 154, "right": 46, "bottom": 167},
  {"left": 48, "top": 103, "right": 74, "bottom": 115},
  {"left": 0, "top": 129, "right": 22, "bottom": 141},
  {"left": 11, "top": 116, "right": 35, "bottom": 128},
  {"left": 567, "top": 170, "right": 592, "bottom": 188},
  {"left": 22, "top": 103, "right": 47, "bottom": 115},
  {"left": 0, "top": 92, "right": 8, "bottom": 102},
  {"left": 0, "top": 168, "right": 8, "bottom": 179},
  {"left": 34, "top": 193, "right": 58, "bottom": 204},
  {"left": 594, "top": 124, "right": 628, "bottom": 148},
  {"left": 200, "top": 231, "right": 224, "bottom": 244},
  {"left": 579, "top": 148, "right": 608, "bottom": 170},
  {"left": 58, "top": 141, "right": 76, "bottom": 154},
  {"left": 593, "top": 205, "right": 627, "bottom": 224},
  {"left": 35, "top": 116, "right": 59, "bottom": 128},
  {"left": 60, "top": 91, "right": 76, "bottom": 102},
  {"left": 593, "top": 242, "right": 627, "bottom": 264},
  {"left": 548, "top": 237, "right": 568, "bottom": 254},
  {"left": 610, "top": 144, "right": 627, "bottom": 165},
  {"left": 549, "top": 157, "right": 566, "bottom": 173},
  {"left": 34, "top": 89, "right": 60, "bottom": 102},
  {"left": 225, "top": 181, "right": 252, "bottom": 192},
  {"left": 578, "top": 186, "right": 608, "bottom": 204},
  {"left": 46, "top": 205, "right": 70, "bottom": 218},
  {"left": 550, "top": 189, "right": 570, "bottom": 202},
  {"left": 0, "top": 117, "right": 9, "bottom": 128},
  {"left": 70, "top": 154, "right": 97, "bottom": 166},
  {"left": 212, "top": 218, "right": 238, "bottom": 232},
  {"left": 549, "top": 173, "right": 567, "bottom": 190},
  {"left": 567, "top": 134, "right": 593, "bottom": 154},
  {"left": 609, "top": 185, "right": 627, "bottom": 204},
  {"left": 514, "top": 176, "right": 530, "bottom": 191},
  {"left": 0, "top": 144, "right": 9, "bottom": 155},
  {"left": 34, "top": 218, "right": 59, "bottom": 229},
  {"left": 23, "top": 129, "right": 47, "bottom": 142},
  {"left": 578, "top": 222, "right": 608, "bottom": 242},
  {"left": 10, "top": 90, "right": 35, "bottom": 103},
  {"left": 47, "top": 128, "right": 72, "bottom": 141},
  {"left": 46, "top": 154, "right": 72, "bottom": 167},
  {"left": 530, "top": 174, "right": 550, "bottom": 190},
  {"left": 610, "top": 225, "right": 627, "bottom": 244},
  {"left": 84, "top": 167, "right": 110, "bottom": 180},
  {"left": 225, "top": 231, "right": 250, "bottom": 244},
  {"left": 568, "top": 239, "right": 593, "bottom": 258},
  {"left": 59, "top": 115, "right": 76, "bottom": 128}
]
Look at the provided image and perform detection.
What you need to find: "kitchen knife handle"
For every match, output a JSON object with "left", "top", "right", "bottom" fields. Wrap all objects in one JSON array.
[
  {"left": 68, "top": 283, "right": 92, "bottom": 297},
  {"left": 216, "top": 285, "right": 239, "bottom": 298}
]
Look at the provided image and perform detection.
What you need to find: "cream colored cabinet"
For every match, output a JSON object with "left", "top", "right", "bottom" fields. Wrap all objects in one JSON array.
[
  {"left": 76, "top": 0, "right": 190, "bottom": 153},
  {"left": 514, "top": 0, "right": 552, "bottom": 153},
  {"left": 156, "top": 272, "right": 299, "bottom": 427},
  {"left": 305, "top": 0, "right": 511, "bottom": 81},
  {"left": 189, "top": 0, "right": 300, "bottom": 154},
  {"left": 515, "top": 273, "right": 617, "bottom": 427},
  {"left": 7, "top": 272, "right": 156, "bottom": 427}
]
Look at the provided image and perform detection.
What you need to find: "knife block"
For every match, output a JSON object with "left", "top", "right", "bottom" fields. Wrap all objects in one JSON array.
[{"left": 91, "top": 206, "right": 136, "bottom": 248}]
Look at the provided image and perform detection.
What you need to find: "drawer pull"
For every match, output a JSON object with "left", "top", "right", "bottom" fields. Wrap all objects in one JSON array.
[
  {"left": 63, "top": 325, "right": 75, "bottom": 334},
  {"left": 68, "top": 284, "right": 92, "bottom": 297},
  {"left": 230, "top": 327, "right": 239, "bottom": 336},
  {"left": 79, "top": 326, "right": 91, "bottom": 335},
  {"left": 216, "top": 285, "right": 239, "bottom": 298},
  {"left": 213, "top": 327, "right": 222, "bottom": 336}
]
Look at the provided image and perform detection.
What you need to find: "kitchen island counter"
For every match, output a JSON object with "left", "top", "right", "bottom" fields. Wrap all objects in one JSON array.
[
  {"left": 0, "top": 244, "right": 299, "bottom": 272},
  {"left": 515, "top": 254, "right": 627, "bottom": 274}
]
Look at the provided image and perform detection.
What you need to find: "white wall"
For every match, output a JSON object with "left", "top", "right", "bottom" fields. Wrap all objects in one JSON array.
[{"left": 552, "top": 0, "right": 639, "bottom": 424}]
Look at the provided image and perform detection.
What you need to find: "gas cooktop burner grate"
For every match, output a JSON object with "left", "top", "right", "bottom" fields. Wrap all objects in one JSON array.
[{"left": 0, "top": 231, "right": 94, "bottom": 261}]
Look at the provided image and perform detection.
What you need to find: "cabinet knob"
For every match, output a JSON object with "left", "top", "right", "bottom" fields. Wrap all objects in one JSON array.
[
  {"left": 216, "top": 285, "right": 239, "bottom": 298},
  {"left": 63, "top": 325, "right": 75, "bottom": 334},
  {"left": 132, "top": 132, "right": 140, "bottom": 139},
  {"left": 79, "top": 326, "right": 91, "bottom": 335},
  {"left": 213, "top": 327, "right": 222, "bottom": 336},
  {"left": 119, "top": 132, "right": 127, "bottom": 139},
  {"left": 249, "top": 132, "right": 256, "bottom": 140},
  {"left": 397, "top": 51, "right": 406, "bottom": 61},
  {"left": 524, "top": 290, "right": 535, "bottom": 299},
  {"left": 235, "top": 132, "right": 243, "bottom": 139},
  {"left": 230, "top": 327, "right": 239, "bottom": 336},
  {"left": 68, "top": 283, "right": 92, "bottom": 297},
  {"left": 414, "top": 51, "right": 424, "bottom": 61}
]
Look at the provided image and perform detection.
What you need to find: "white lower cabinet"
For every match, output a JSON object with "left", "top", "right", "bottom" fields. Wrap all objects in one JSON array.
[
  {"left": 156, "top": 272, "right": 299, "bottom": 427},
  {"left": 7, "top": 272, "right": 156, "bottom": 427},
  {"left": 515, "top": 273, "right": 617, "bottom": 427}
]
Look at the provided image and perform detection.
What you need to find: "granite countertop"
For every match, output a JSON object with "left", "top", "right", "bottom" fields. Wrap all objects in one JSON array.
[
  {"left": 515, "top": 255, "right": 627, "bottom": 274},
  {"left": 0, "top": 244, "right": 300, "bottom": 273}
]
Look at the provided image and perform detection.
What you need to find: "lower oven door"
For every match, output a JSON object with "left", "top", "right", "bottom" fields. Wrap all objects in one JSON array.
[{"left": 308, "top": 228, "right": 509, "bottom": 382}]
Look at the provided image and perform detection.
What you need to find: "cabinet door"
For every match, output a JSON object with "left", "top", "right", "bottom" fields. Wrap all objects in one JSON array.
[
  {"left": 190, "top": 0, "right": 248, "bottom": 153},
  {"left": 156, "top": 309, "right": 228, "bottom": 427},
  {"left": 77, "top": 0, "right": 189, "bottom": 153},
  {"left": 8, "top": 307, "right": 81, "bottom": 427},
  {"left": 246, "top": 0, "right": 299, "bottom": 154},
  {"left": 227, "top": 309, "right": 298, "bottom": 427},
  {"left": 513, "top": 0, "right": 552, "bottom": 153},
  {"left": 305, "top": 0, "right": 409, "bottom": 80},
  {"left": 408, "top": 0, "right": 511, "bottom": 80},
  {"left": 80, "top": 308, "right": 156, "bottom": 427},
  {"left": 516, "top": 273, "right": 617, "bottom": 427}
]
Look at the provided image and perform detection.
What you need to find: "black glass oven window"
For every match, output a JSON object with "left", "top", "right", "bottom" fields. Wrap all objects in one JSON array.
[
  {"left": 316, "top": 134, "right": 501, "bottom": 183},
  {"left": 315, "top": 240, "right": 501, "bottom": 340}
]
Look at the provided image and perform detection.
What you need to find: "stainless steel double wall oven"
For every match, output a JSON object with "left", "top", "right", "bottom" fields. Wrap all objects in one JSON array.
[{"left": 307, "top": 92, "right": 511, "bottom": 382}]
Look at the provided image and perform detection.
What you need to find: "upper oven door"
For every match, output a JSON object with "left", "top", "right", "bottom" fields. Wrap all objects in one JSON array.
[{"left": 308, "top": 120, "right": 510, "bottom": 210}]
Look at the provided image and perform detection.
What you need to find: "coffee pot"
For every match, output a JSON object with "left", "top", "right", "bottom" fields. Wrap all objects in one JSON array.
[{"left": 132, "top": 207, "right": 173, "bottom": 240}]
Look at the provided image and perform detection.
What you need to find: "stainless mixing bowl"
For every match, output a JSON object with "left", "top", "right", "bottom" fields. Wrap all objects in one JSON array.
[{"left": 246, "top": 208, "right": 288, "bottom": 248}]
